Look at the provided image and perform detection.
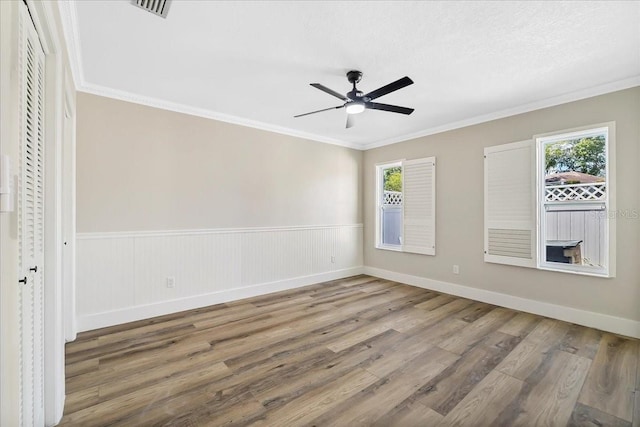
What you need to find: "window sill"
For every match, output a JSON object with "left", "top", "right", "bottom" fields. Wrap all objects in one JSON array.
[
  {"left": 376, "top": 244, "right": 403, "bottom": 252},
  {"left": 538, "top": 263, "right": 612, "bottom": 278}
]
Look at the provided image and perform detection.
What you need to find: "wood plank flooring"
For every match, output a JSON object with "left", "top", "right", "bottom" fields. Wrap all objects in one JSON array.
[{"left": 60, "top": 275, "right": 640, "bottom": 426}]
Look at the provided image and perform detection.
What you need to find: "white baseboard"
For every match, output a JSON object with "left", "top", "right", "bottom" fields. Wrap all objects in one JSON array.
[
  {"left": 77, "top": 267, "right": 364, "bottom": 332},
  {"left": 77, "top": 263, "right": 639, "bottom": 338},
  {"left": 364, "top": 266, "right": 640, "bottom": 339}
]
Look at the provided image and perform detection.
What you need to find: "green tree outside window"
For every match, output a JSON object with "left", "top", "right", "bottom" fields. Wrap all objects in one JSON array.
[
  {"left": 545, "top": 135, "right": 606, "bottom": 177},
  {"left": 384, "top": 167, "right": 402, "bottom": 192}
]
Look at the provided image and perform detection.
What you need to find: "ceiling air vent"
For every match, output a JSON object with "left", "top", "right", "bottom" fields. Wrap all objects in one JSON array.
[{"left": 131, "top": 0, "right": 171, "bottom": 19}]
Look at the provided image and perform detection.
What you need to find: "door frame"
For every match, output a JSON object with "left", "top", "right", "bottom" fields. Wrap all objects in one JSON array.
[{"left": 62, "top": 75, "right": 77, "bottom": 343}]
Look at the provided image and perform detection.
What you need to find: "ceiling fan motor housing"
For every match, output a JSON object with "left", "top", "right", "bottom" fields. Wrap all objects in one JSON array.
[
  {"left": 346, "top": 70, "right": 363, "bottom": 84},
  {"left": 347, "top": 90, "right": 365, "bottom": 101}
]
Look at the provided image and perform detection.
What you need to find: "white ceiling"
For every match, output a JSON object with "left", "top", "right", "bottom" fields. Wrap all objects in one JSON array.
[{"left": 60, "top": 1, "right": 640, "bottom": 149}]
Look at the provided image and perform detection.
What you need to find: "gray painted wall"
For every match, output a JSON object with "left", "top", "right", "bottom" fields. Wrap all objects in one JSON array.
[{"left": 363, "top": 87, "right": 640, "bottom": 321}]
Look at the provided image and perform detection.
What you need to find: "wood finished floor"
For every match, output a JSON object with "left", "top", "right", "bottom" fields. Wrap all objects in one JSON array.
[{"left": 61, "top": 275, "right": 640, "bottom": 426}]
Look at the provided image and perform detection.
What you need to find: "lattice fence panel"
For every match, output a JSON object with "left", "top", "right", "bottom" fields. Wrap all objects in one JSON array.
[
  {"left": 545, "top": 183, "right": 606, "bottom": 202},
  {"left": 383, "top": 191, "right": 403, "bottom": 205}
]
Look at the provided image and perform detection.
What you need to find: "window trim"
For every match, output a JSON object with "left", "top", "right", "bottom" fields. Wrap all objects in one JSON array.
[{"left": 534, "top": 122, "right": 616, "bottom": 278}]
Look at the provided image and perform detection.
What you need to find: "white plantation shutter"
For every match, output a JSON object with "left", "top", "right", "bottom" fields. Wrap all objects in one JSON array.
[
  {"left": 402, "top": 157, "right": 436, "bottom": 255},
  {"left": 18, "top": 3, "right": 46, "bottom": 425},
  {"left": 484, "top": 140, "right": 537, "bottom": 268}
]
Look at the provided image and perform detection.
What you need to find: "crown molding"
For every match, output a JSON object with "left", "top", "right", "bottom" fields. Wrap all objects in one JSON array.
[
  {"left": 76, "top": 76, "right": 640, "bottom": 153},
  {"left": 362, "top": 76, "right": 640, "bottom": 150}
]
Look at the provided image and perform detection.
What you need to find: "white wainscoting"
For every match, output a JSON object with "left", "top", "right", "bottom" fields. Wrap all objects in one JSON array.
[{"left": 76, "top": 225, "right": 363, "bottom": 331}]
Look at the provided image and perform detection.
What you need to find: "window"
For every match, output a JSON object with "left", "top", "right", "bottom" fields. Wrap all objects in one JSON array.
[
  {"left": 484, "top": 123, "right": 615, "bottom": 277},
  {"left": 376, "top": 158, "right": 436, "bottom": 255},
  {"left": 378, "top": 162, "right": 403, "bottom": 249},
  {"left": 538, "top": 125, "right": 613, "bottom": 276}
]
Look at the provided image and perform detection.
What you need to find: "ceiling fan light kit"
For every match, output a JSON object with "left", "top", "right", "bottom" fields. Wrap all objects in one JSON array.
[
  {"left": 346, "top": 102, "right": 365, "bottom": 115},
  {"left": 295, "top": 70, "right": 415, "bottom": 128}
]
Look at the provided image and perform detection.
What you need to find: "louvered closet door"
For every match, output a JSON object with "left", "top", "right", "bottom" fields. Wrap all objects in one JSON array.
[{"left": 18, "top": 3, "right": 46, "bottom": 426}]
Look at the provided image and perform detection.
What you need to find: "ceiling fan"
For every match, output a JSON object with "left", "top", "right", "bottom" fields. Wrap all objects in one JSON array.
[{"left": 294, "top": 70, "right": 414, "bottom": 128}]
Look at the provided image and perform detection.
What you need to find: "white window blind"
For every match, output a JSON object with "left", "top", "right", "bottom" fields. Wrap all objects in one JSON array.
[
  {"left": 484, "top": 140, "right": 536, "bottom": 268},
  {"left": 402, "top": 157, "right": 436, "bottom": 255}
]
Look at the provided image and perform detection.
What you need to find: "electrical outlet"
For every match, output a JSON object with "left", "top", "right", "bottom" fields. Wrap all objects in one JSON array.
[
  {"left": 331, "top": 256, "right": 336, "bottom": 263},
  {"left": 452, "top": 265, "right": 460, "bottom": 274},
  {"left": 167, "top": 276, "right": 176, "bottom": 288}
]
